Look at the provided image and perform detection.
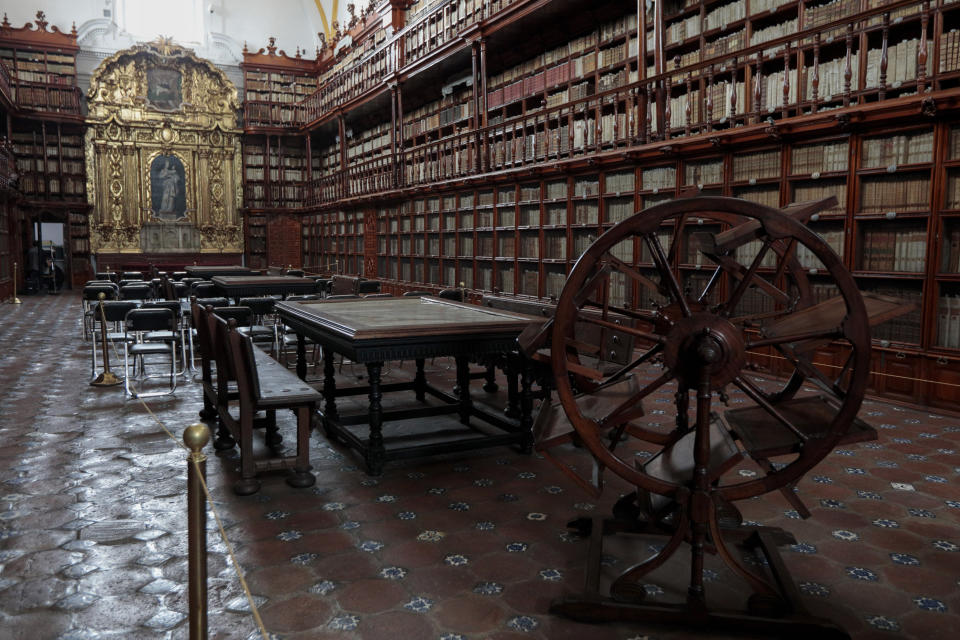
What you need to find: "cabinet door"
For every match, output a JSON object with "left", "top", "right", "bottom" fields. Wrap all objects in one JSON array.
[
  {"left": 877, "top": 349, "right": 923, "bottom": 403},
  {"left": 923, "top": 354, "right": 960, "bottom": 411}
]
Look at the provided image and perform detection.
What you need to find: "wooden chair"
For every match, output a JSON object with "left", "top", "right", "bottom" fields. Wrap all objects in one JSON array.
[{"left": 220, "top": 317, "right": 321, "bottom": 494}]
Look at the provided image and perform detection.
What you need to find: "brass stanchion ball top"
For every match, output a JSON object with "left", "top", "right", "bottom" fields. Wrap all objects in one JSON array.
[
  {"left": 183, "top": 423, "right": 211, "bottom": 452},
  {"left": 98, "top": 291, "right": 106, "bottom": 300}
]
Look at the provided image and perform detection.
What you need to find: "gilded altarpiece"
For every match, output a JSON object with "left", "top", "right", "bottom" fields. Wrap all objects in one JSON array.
[{"left": 85, "top": 39, "right": 243, "bottom": 255}]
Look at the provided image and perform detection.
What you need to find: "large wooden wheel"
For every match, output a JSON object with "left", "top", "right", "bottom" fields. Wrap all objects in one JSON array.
[
  {"left": 551, "top": 195, "right": 870, "bottom": 504},
  {"left": 545, "top": 196, "right": 877, "bottom": 636}
]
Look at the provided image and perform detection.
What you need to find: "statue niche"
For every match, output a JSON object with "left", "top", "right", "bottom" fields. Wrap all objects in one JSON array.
[{"left": 150, "top": 154, "right": 187, "bottom": 220}]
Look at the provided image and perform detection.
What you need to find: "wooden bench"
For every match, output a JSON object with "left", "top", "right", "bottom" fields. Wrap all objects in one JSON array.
[{"left": 219, "top": 316, "right": 321, "bottom": 494}]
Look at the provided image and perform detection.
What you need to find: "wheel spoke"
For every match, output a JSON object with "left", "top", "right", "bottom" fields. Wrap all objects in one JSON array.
[
  {"left": 575, "top": 313, "right": 666, "bottom": 344},
  {"left": 733, "top": 375, "right": 809, "bottom": 443},
  {"left": 644, "top": 231, "right": 690, "bottom": 317},
  {"left": 709, "top": 254, "right": 791, "bottom": 307},
  {"left": 747, "top": 327, "right": 843, "bottom": 350},
  {"left": 720, "top": 239, "right": 774, "bottom": 316},
  {"left": 774, "top": 343, "right": 849, "bottom": 400},
  {"left": 597, "top": 369, "right": 673, "bottom": 429},
  {"left": 603, "top": 342, "right": 664, "bottom": 387},
  {"left": 603, "top": 252, "right": 661, "bottom": 293}
]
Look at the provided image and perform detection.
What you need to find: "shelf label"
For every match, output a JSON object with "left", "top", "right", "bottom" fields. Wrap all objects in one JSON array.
[
  {"left": 811, "top": 171, "right": 820, "bottom": 180},
  {"left": 748, "top": 178, "right": 757, "bottom": 185},
  {"left": 652, "top": 187, "right": 659, "bottom": 194},
  {"left": 887, "top": 164, "right": 897, "bottom": 173},
  {"left": 811, "top": 213, "right": 820, "bottom": 222},
  {"left": 885, "top": 211, "right": 897, "bottom": 219},
  {"left": 879, "top": 339, "right": 890, "bottom": 348},
  {"left": 808, "top": 267, "right": 818, "bottom": 275}
]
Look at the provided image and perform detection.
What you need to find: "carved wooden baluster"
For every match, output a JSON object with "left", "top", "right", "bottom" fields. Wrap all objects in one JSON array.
[
  {"left": 844, "top": 23, "right": 853, "bottom": 107},
  {"left": 628, "top": 88, "right": 637, "bottom": 144},
  {"left": 918, "top": 1, "right": 929, "bottom": 93},
  {"left": 812, "top": 32, "right": 821, "bottom": 113},
  {"left": 706, "top": 64, "right": 714, "bottom": 132},
  {"left": 782, "top": 44, "right": 791, "bottom": 118},
  {"left": 646, "top": 82, "right": 653, "bottom": 143},
  {"left": 879, "top": 12, "right": 890, "bottom": 100},
  {"left": 754, "top": 53, "right": 763, "bottom": 123},
  {"left": 685, "top": 71, "right": 693, "bottom": 135},
  {"left": 664, "top": 75, "right": 672, "bottom": 140},
  {"left": 730, "top": 57, "right": 738, "bottom": 123}
]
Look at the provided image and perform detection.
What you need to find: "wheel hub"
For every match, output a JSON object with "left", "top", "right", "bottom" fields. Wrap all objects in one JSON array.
[{"left": 663, "top": 312, "right": 746, "bottom": 390}]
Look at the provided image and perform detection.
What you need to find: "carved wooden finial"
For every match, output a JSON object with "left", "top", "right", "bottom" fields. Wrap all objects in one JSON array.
[
  {"left": 35, "top": 10, "right": 47, "bottom": 30},
  {"left": 1, "top": 13, "right": 9, "bottom": 29},
  {"left": 347, "top": 3, "right": 358, "bottom": 28},
  {"left": 71, "top": 21, "right": 77, "bottom": 35},
  {"left": 242, "top": 41, "right": 248, "bottom": 54},
  {"left": 267, "top": 36, "right": 277, "bottom": 55},
  {"left": 318, "top": 31, "right": 326, "bottom": 52},
  {"left": 295, "top": 46, "right": 302, "bottom": 59}
]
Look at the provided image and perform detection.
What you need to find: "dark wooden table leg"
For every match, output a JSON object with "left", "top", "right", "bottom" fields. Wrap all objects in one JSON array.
[
  {"left": 296, "top": 333, "right": 307, "bottom": 381},
  {"left": 456, "top": 355, "right": 472, "bottom": 425},
  {"left": 415, "top": 358, "right": 426, "bottom": 402},
  {"left": 322, "top": 347, "right": 339, "bottom": 427},
  {"left": 366, "top": 361, "right": 386, "bottom": 476},
  {"left": 483, "top": 362, "right": 498, "bottom": 392},
  {"left": 519, "top": 358, "right": 534, "bottom": 454},
  {"left": 504, "top": 353, "right": 521, "bottom": 418}
]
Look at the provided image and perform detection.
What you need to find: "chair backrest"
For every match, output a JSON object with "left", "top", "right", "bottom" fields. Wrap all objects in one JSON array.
[
  {"left": 364, "top": 293, "right": 393, "bottom": 298},
  {"left": 142, "top": 301, "right": 182, "bottom": 325},
  {"left": 402, "top": 290, "right": 431, "bottom": 297},
  {"left": 285, "top": 269, "right": 305, "bottom": 277},
  {"left": 210, "top": 314, "right": 237, "bottom": 389},
  {"left": 225, "top": 321, "right": 261, "bottom": 404},
  {"left": 125, "top": 307, "right": 175, "bottom": 333},
  {"left": 94, "top": 272, "right": 114, "bottom": 282},
  {"left": 84, "top": 284, "right": 118, "bottom": 301},
  {"left": 330, "top": 274, "right": 360, "bottom": 295},
  {"left": 238, "top": 297, "right": 275, "bottom": 317},
  {"left": 195, "top": 296, "right": 229, "bottom": 308},
  {"left": 120, "top": 284, "right": 153, "bottom": 300},
  {"left": 98, "top": 301, "right": 139, "bottom": 323},
  {"left": 325, "top": 294, "right": 360, "bottom": 300},
  {"left": 438, "top": 288, "right": 464, "bottom": 301},
  {"left": 191, "top": 282, "right": 216, "bottom": 297},
  {"left": 190, "top": 301, "right": 213, "bottom": 363},
  {"left": 119, "top": 279, "right": 149, "bottom": 288},
  {"left": 122, "top": 271, "right": 143, "bottom": 281},
  {"left": 285, "top": 294, "right": 320, "bottom": 302},
  {"left": 357, "top": 279, "right": 381, "bottom": 294},
  {"left": 213, "top": 305, "right": 252, "bottom": 327},
  {"left": 171, "top": 271, "right": 188, "bottom": 281}
]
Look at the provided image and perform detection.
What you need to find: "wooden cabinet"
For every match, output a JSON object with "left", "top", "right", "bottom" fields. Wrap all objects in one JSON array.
[{"left": 0, "top": 12, "right": 81, "bottom": 115}]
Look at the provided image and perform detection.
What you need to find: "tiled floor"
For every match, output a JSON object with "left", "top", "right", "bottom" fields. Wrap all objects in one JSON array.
[{"left": 1, "top": 293, "right": 958, "bottom": 639}]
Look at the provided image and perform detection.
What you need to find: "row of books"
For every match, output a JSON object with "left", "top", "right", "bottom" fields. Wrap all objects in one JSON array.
[
  {"left": 750, "top": 18, "right": 796, "bottom": 48},
  {"left": 606, "top": 170, "right": 635, "bottom": 194},
  {"left": 761, "top": 70, "right": 799, "bottom": 112},
  {"left": 792, "top": 141, "right": 848, "bottom": 175},
  {"left": 797, "top": 229, "right": 845, "bottom": 268},
  {"left": 860, "top": 227, "right": 927, "bottom": 272},
  {"left": 666, "top": 15, "right": 701, "bottom": 47},
  {"left": 939, "top": 29, "right": 960, "bottom": 73},
  {"left": 642, "top": 166, "right": 677, "bottom": 191},
  {"left": 863, "top": 39, "right": 932, "bottom": 90},
  {"left": 804, "top": 0, "right": 859, "bottom": 29},
  {"left": 734, "top": 185, "right": 780, "bottom": 207},
  {"left": 704, "top": 0, "right": 746, "bottom": 32},
  {"left": 940, "top": 229, "right": 960, "bottom": 273},
  {"left": 862, "top": 130, "right": 933, "bottom": 168},
  {"left": 703, "top": 28, "right": 746, "bottom": 60},
  {"left": 804, "top": 54, "right": 860, "bottom": 104},
  {"left": 859, "top": 175, "right": 930, "bottom": 213},
  {"left": 936, "top": 294, "right": 960, "bottom": 348},
  {"left": 573, "top": 201, "right": 599, "bottom": 225},
  {"left": 732, "top": 149, "right": 780, "bottom": 182},
  {"left": 685, "top": 159, "right": 724, "bottom": 186}
]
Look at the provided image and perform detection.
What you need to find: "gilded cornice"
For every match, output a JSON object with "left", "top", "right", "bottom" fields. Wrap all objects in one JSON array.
[{"left": 86, "top": 37, "right": 240, "bottom": 132}]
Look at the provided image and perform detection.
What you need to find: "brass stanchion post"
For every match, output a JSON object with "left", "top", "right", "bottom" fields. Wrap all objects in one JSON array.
[
  {"left": 90, "top": 292, "right": 121, "bottom": 386},
  {"left": 12, "top": 262, "right": 22, "bottom": 304},
  {"left": 185, "top": 423, "right": 210, "bottom": 640}
]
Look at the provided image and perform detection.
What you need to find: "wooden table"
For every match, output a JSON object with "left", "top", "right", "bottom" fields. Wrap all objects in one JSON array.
[
  {"left": 212, "top": 275, "right": 318, "bottom": 301},
  {"left": 275, "top": 296, "right": 540, "bottom": 474},
  {"left": 184, "top": 265, "right": 259, "bottom": 279}
]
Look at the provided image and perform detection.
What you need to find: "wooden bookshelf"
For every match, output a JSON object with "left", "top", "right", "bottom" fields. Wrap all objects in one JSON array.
[
  {"left": 241, "top": 38, "right": 319, "bottom": 130},
  {"left": 276, "top": 0, "right": 960, "bottom": 409},
  {"left": 0, "top": 11, "right": 82, "bottom": 116}
]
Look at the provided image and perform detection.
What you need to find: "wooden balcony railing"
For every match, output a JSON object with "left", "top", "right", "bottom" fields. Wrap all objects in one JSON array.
[{"left": 0, "top": 138, "right": 17, "bottom": 190}]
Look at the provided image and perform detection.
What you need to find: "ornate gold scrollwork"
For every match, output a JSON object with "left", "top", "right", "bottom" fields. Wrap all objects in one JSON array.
[{"left": 86, "top": 38, "right": 243, "bottom": 255}]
